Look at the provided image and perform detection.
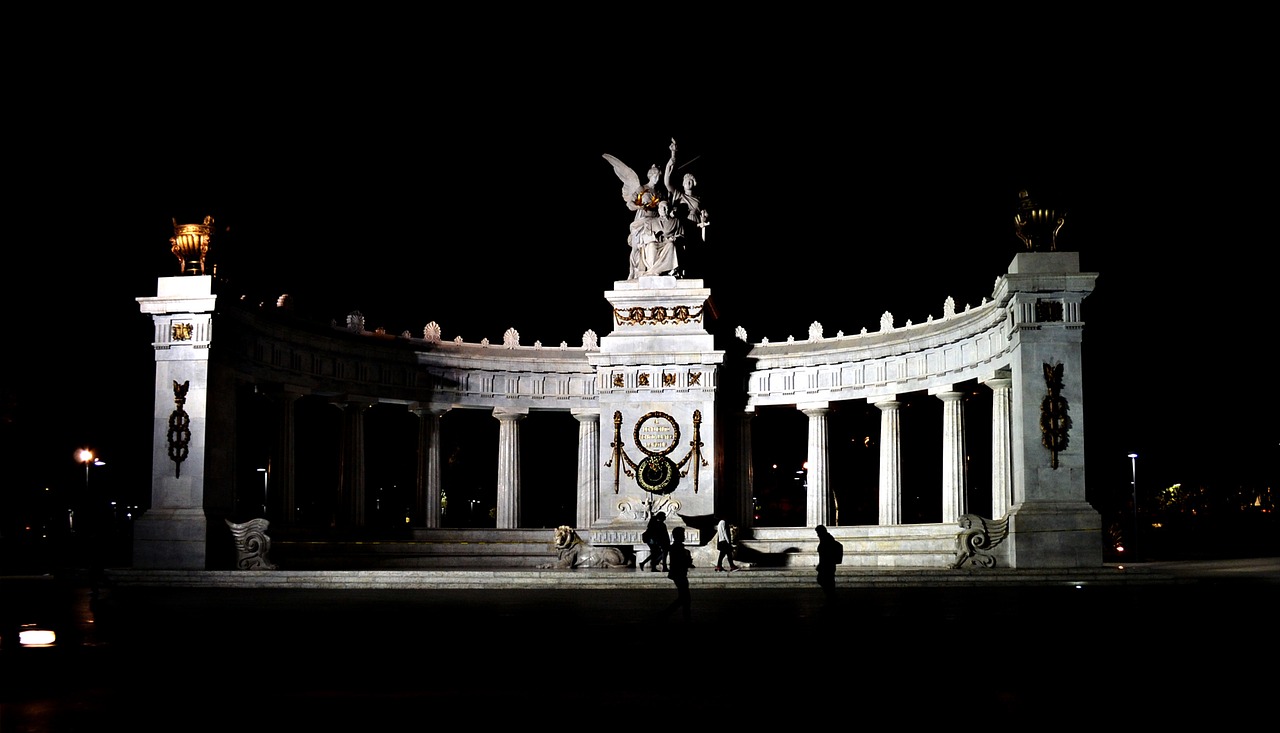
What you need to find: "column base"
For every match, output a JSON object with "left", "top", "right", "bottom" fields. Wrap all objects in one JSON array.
[
  {"left": 132, "top": 508, "right": 209, "bottom": 569},
  {"left": 1006, "top": 501, "right": 1102, "bottom": 568}
]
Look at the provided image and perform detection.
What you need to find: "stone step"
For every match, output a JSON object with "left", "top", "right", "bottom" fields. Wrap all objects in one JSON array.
[{"left": 104, "top": 564, "right": 1182, "bottom": 590}]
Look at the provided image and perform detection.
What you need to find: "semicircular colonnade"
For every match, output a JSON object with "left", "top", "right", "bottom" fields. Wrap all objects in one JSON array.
[{"left": 133, "top": 252, "right": 1099, "bottom": 571}]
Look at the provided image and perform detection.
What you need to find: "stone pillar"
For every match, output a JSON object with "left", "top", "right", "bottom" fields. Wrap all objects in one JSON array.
[
  {"left": 588, "top": 276, "right": 725, "bottom": 532},
  {"left": 985, "top": 374, "right": 1013, "bottom": 518},
  {"left": 800, "top": 402, "right": 831, "bottom": 527},
  {"left": 934, "top": 388, "right": 967, "bottom": 523},
  {"left": 135, "top": 275, "right": 218, "bottom": 569},
  {"left": 1000, "top": 251, "right": 1100, "bottom": 567},
  {"left": 873, "top": 397, "right": 902, "bottom": 526},
  {"left": 572, "top": 409, "right": 600, "bottom": 529},
  {"left": 494, "top": 407, "right": 527, "bottom": 529},
  {"left": 412, "top": 406, "right": 447, "bottom": 528},
  {"left": 736, "top": 411, "right": 755, "bottom": 530}
]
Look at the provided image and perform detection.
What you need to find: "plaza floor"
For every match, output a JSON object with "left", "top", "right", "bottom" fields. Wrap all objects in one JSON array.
[{"left": 3, "top": 558, "right": 1277, "bottom": 730}]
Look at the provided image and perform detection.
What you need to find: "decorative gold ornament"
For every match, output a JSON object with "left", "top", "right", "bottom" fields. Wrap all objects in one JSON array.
[
  {"left": 1014, "top": 190, "right": 1065, "bottom": 252},
  {"left": 613, "top": 304, "right": 704, "bottom": 327},
  {"left": 170, "top": 216, "right": 214, "bottom": 276},
  {"left": 605, "top": 410, "right": 708, "bottom": 494},
  {"left": 171, "top": 323, "right": 193, "bottom": 341}
]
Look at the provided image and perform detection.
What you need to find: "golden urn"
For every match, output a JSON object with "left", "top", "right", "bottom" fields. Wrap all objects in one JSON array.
[{"left": 170, "top": 216, "right": 214, "bottom": 275}]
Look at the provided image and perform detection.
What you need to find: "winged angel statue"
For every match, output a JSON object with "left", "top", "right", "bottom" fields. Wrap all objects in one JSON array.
[{"left": 604, "top": 138, "right": 708, "bottom": 281}]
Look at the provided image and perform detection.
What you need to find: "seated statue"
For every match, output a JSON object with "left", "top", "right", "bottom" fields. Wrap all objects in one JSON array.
[{"left": 629, "top": 199, "right": 682, "bottom": 278}]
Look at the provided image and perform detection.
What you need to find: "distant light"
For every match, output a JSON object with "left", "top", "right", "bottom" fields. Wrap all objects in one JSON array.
[
  {"left": 19, "top": 628, "right": 56, "bottom": 647},
  {"left": 1074, "top": 584, "right": 1083, "bottom": 590},
  {"left": 1127, "top": 453, "right": 1138, "bottom": 459}
]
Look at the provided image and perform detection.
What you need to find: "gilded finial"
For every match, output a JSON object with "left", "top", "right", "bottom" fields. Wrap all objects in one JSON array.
[{"left": 170, "top": 215, "right": 214, "bottom": 275}]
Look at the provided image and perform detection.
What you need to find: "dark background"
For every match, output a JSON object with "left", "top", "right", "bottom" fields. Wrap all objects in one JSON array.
[{"left": 2, "top": 21, "right": 1273, "bottom": 555}]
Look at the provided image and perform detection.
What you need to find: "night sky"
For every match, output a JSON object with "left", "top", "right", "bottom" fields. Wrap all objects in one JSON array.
[{"left": 3, "top": 29, "right": 1273, "bottom": 528}]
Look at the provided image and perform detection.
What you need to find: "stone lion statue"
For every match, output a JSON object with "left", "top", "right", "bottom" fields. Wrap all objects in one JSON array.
[{"left": 538, "top": 525, "right": 630, "bottom": 569}]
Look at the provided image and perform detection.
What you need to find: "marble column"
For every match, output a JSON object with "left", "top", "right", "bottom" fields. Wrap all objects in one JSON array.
[
  {"left": 335, "top": 400, "right": 371, "bottom": 528},
  {"left": 873, "top": 398, "right": 902, "bottom": 525},
  {"left": 985, "top": 375, "right": 1013, "bottom": 518},
  {"left": 736, "top": 411, "right": 755, "bottom": 530},
  {"left": 572, "top": 409, "right": 600, "bottom": 529},
  {"left": 271, "top": 390, "right": 302, "bottom": 524},
  {"left": 800, "top": 402, "right": 831, "bottom": 527},
  {"left": 493, "top": 408, "right": 526, "bottom": 529},
  {"left": 936, "top": 389, "right": 967, "bottom": 523},
  {"left": 412, "top": 406, "right": 447, "bottom": 528}
]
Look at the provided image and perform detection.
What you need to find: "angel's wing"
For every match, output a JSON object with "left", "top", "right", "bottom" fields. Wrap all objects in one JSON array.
[
  {"left": 983, "top": 515, "right": 1009, "bottom": 550},
  {"left": 602, "top": 153, "right": 642, "bottom": 208}
]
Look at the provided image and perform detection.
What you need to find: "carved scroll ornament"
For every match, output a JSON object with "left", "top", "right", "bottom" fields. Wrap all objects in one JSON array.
[{"left": 1040, "top": 362, "right": 1071, "bottom": 469}]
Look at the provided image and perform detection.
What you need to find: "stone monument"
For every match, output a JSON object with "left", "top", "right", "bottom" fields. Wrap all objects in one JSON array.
[{"left": 590, "top": 140, "right": 721, "bottom": 556}]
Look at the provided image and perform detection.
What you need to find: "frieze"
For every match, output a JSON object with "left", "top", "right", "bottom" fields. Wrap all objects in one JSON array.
[
  {"left": 589, "top": 528, "right": 702, "bottom": 545},
  {"left": 588, "top": 530, "right": 644, "bottom": 545},
  {"left": 613, "top": 304, "right": 704, "bottom": 326}
]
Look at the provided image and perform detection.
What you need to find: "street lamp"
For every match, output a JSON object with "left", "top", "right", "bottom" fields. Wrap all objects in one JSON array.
[
  {"left": 77, "top": 449, "right": 105, "bottom": 489},
  {"left": 1128, "top": 453, "right": 1139, "bottom": 552},
  {"left": 74, "top": 449, "right": 104, "bottom": 539},
  {"left": 257, "top": 467, "right": 269, "bottom": 516}
]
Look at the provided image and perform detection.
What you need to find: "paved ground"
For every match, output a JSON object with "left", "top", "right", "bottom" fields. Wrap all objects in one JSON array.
[{"left": 3, "top": 559, "right": 1277, "bottom": 730}]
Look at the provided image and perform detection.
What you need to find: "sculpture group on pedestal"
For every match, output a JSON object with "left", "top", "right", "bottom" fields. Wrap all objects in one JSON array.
[{"left": 604, "top": 138, "right": 709, "bottom": 281}]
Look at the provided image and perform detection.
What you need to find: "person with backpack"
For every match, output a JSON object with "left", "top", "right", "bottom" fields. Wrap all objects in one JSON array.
[
  {"left": 815, "top": 524, "right": 842, "bottom": 599},
  {"left": 663, "top": 526, "right": 694, "bottom": 621},
  {"left": 638, "top": 511, "right": 669, "bottom": 572}
]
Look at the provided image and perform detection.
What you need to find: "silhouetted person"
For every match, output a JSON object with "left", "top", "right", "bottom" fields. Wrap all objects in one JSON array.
[
  {"left": 663, "top": 526, "right": 693, "bottom": 620},
  {"left": 815, "top": 524, "right": 842, "bottom": 599},
  {"left": 714, "top": 518, "right": 739, "bottom": 571},
  {"left": 639, "top": 511, "right": 670, "bottom": 572}
]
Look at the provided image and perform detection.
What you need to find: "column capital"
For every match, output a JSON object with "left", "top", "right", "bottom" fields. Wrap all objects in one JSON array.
[
  {"left": 493, "top": 406, "right": 528, "bottom": 421},
  {"left": 798, "top": 401, "right": 829, "bottom": 415}
]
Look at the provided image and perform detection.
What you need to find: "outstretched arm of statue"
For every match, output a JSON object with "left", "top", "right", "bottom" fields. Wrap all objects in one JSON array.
[{"left": 664, "top": 139, "right": 678, "bottom": 191}]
